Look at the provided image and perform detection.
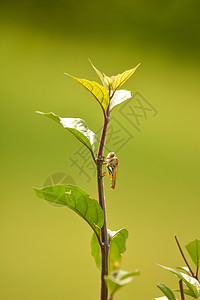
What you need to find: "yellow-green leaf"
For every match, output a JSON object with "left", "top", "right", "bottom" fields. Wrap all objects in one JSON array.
[
  {"left": 65, "top": 73, "right": 109, "bottom": 113},
  {"left": 89, "top": 59, "right": 109, "bottom": 90},
  {"left": 110, "top": 63, "right": 140, "bottom": 93}
]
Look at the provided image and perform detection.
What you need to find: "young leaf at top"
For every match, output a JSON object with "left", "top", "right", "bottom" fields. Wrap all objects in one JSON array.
[
  {"left": 109, "top": 90, "right": 132, "bottom": 111},
  {"left": 157, "top": 283, "right": 176, "bottom": 300},
  {"left": 36, "top": 111, "right": 97, "bottom": 153},
  {"left": 185, "top": 240, "right": 200, "bottom": 269},
  {"left": 64, "top": 73, "right": 109, "bottom": 114},
  {"left": 90, "top": 228, "right": 128, "bottom": 272},
  {"left": 33, "top": 184, "right": 104, "bottom": 236},
  {"left": 109, "top": 63, "right": 140, "bottom": 93},
  {"left": 158, "top": 265, "right": 199, "bottom": 298},
  {"left": 108, "top": 229, "right": 128, "bottom": 273},
  {"left": 104, "top": 269, "right": 139, "bottom": 296},
  {"left": 89, "top": 59, "right": 109, "bottom": 91}
]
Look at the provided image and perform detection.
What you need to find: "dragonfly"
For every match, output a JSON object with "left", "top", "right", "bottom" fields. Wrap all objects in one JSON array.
[{"left": 102, "top": 152, "right": 119, "bottom": 189}]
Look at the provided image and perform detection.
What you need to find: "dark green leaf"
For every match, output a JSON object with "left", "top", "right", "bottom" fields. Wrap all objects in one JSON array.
[
  {"left": 185, "top": 240, "right": 200, "bottom": 269},
  {"left": 36, "top": 111, "right": 97, "bottom": 152},
  {"left": 158, "top": 265, "right": 199, "bottom": 298},
  {"left": 157, "top": 283, "right": 176, "bottom": 300},
  {"left": 108, "top": 228, "right": 128, "bottom": 273},
  {"left": 104, "top": 269, "right": 139, "bottom": 295},
  {"left": 33, "top": 184, "right": 104, "bottom": 236}
]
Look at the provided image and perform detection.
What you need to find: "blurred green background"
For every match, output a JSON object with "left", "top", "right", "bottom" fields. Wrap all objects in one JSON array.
[{"left": 1, "top": 0, "right": 200, "bottom": 299}]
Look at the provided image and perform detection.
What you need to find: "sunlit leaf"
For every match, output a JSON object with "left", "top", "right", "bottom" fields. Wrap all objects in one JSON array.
[
  {"left": 90, "top": 228, "right": 128, "bottom": 272},
  {"left": 65, "top": 73, "right": 109, "bottom": 113},
  {"left": 109, "top": 90, "right": 132, "bottom": 111},
  {"left": 176, "top": 266, "right": 191, "bottom": 276},
  {"left": 110, "top": 63, "right": 140, "bottom": 93},
  {"left": 108, "top": 228, "right": 128, "bottom": 272},
  {"left": 158, "top": 265, "right": 199, "bottom": 298},
  {"left": 185, "top": 240, "right": 200, "bottom": 269},
  {"left": 157, "top": 283, "right": 176, "bottom": 300},
  {"left": 89, "top": 59, "right": 109, "bottom": 90},
  {"left": 36, "top": 111, "right": 97, "bottom": 152},
  {"left": 104, "top": 269, "right": 139, "bottom": 295},
  {"left": 33, "top": 185, "right": 104, "bottom": 236}
]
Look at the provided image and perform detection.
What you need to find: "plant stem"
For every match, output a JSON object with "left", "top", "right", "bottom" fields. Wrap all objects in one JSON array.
[
  {"left": 97, "top": 113, "right": 110, "bottom": 300},
  {"left": 175, "top": 235, "right": 195, "bottom": 278},
  {"left": 179, "top": 280, "right": 185, "bottom": 300}
]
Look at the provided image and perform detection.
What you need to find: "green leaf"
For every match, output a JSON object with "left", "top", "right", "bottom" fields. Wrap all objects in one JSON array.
[
  {"left": 33, "top": 184, "right": 104, "bottom": 236},
  {"left": 36, "top": 111, "right": 97, "bottom": 152},
  {"left": 185, "top": 240, "right": 200, "bottom": 269},
  {"left": 91, "top": 233, "right": 101, "bottom": 270},
  {"left": 174, "top": 288, "right": 197, "bottom": 298},
  {"left": 89, "top": 59, "right": 109, "bottom": 91},
  {"left": 104, "top": 269, "right": 139, "bottom": 295},
  {"left": 90, "top": 228, "right": 128, "bottom": 272},
  {"left": 176, "top": 266, "right": 191, "bottom": 275},
  {"left": 109, "top": 90, "right": 132, "bottom": 111},
  {"left": 65, "top": 73, "right": 109, "bottom": 113},
  {"left": 108, "top": 228, "right": 128, "bottom": 273},
  {"left": 109, "top": 64, "right": 140, "bottom": 93},
  {"left": 157, "top": 283, "right": 176, "bottom": 300},
  {"left": 158, "top": 265, "right": 199, "bottom": 298}
]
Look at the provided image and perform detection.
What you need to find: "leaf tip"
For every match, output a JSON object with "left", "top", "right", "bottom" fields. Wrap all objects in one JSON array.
[
  {"left": 35, "top": 111, "right": 43, "bottom": 115},
  {"left": 33, "top": 186, "right": 40, "bottom": 197}
]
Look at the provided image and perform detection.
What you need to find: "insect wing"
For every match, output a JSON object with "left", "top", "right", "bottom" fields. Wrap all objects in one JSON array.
[{"left": 111, "top": 163, "right": 118, "bottom": 189}]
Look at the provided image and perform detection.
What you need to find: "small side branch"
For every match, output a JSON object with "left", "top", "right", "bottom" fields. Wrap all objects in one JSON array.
[
  {"left": 175, "top": 235, "right": 195, "bottom": 278},
  {"left": 90, "top": 150, "right": 97, "bottom": 165}
]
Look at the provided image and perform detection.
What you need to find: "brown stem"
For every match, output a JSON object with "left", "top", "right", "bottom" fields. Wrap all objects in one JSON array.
[
  {"left": 196, "top": 265, "right": 199, "bottom": 280},
  {"left": 97, "top": 113, "right": 110, "bottom": 300},
  {"left": 175, "top": 235, "right": 195, "bottom": 278},
  {"left": 179, "top": 279, "right": 185, "bottom": 300}
]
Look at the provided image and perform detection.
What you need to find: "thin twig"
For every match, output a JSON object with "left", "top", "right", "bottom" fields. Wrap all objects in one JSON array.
[
  {"left": 179, "top": 279, "right": 185, "bottom": 300},
  {"left": 90, "top": 150, "right": 97, "bottom": 165},
  {"left": 175, "top": 235, "right": 195, "bottom": 278}
]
